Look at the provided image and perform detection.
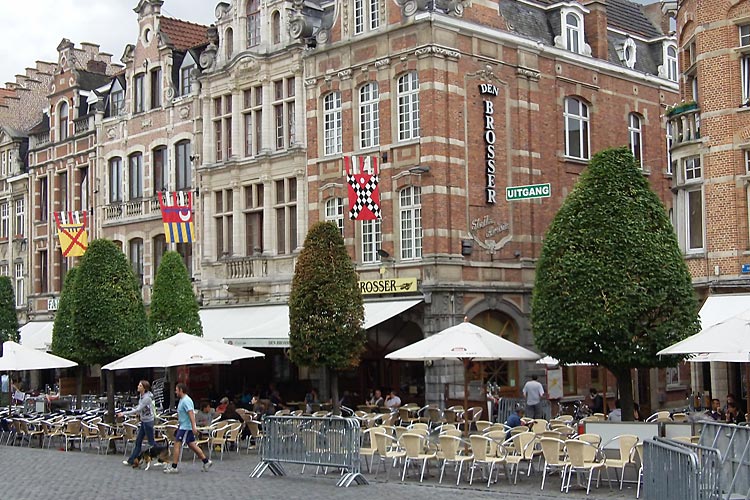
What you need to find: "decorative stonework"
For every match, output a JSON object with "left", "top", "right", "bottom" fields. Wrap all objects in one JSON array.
[
  {"left": 374, "top": 58, "right": 391, "bottom": 68},
  {"left": 179, "top": 106, "right": 190, "bottom": 119},
  {"left": 141, "top": 118, "right": 152, "bottom": 129},
  {"left": 516, "top": 67, "right": 540, "bottom": 81},
  {"left": 304, "top": 78, "right": 317, "bottom": 87},
  {"left": 337, "top": 69, "right": 352, "bottom": 79},
  {"left": 414, "top": 45, "right": 461, "bottom": 59},
  {"left": 106, "top": 127, "right": 117, "bottom": 140}
]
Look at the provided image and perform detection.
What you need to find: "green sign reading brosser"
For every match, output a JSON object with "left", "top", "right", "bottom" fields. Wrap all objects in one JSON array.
[{"left": 506, "top": 183, "right": 551, "bottom": 201}]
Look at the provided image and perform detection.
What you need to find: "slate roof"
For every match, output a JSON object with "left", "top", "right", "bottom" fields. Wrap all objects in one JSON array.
[
  {"left": 606, "top": 0, "right": 662, "bottom": 39},
  {"left": 28, "top": 114, "right": 49, "bottom": 134},
  {"left": 75, "top": 70, "right": 112, "bottom": 91},
  {"left": 159, "top": 17, "right": 209, "bottom": 51}
]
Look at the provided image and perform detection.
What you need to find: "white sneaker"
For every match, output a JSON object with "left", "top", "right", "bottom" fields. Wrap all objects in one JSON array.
[
  {"left": 202, "top": 460, "right": 213, "bottom": 472},
  {"left": 122, "top": 460, "right": 131, "bottom": 466},
  {"left": 164, "top": 466, "right": 179, "bottom": 474}
]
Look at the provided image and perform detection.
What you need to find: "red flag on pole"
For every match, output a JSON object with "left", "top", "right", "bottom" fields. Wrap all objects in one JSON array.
[{"left": 345, "top": 155, "right": 381, "bottom": 220}]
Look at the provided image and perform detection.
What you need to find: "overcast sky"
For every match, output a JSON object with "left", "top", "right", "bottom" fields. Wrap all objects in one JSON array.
[{"left": 0, "top": 1, "right": 216, "bottom": 85}]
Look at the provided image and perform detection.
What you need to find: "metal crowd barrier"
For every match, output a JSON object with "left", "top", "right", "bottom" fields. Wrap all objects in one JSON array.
[
  {"left": 495, "top": 397, "right": 551, "bottom": 423},
  {"left": 643, "top": 437, "right": 721, "bottom": 500},
  {"left": 698, "top": 422, "right": 750, "bottom": 499},
  {"left": 250, "top": 415, "right": 368, "bottom": 487}
]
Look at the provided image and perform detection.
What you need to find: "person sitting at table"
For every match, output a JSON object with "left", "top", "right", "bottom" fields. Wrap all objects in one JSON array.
[
  {"left": 368, "top": 389, "right": 384, "bottom": 407},
  {"left": 384, "top": 389, "right": 401, "bottom": 409},
  {"left": 707, "top": 398, "right": 724, "bottom": 421},
  {"left": 725, "top": 402, "right": 746, "bottom": 424},
  {"left": 219, "top": 401, "right": 242, "bottom": 422},
  {"left": 269, "top": 388, "right": 286, "bottom": 411},
  {"left": 608, "top": 399, "right": 623, "bottom": 422},
  {"left": 505, "top": 406, "right": 526, "bottom": 439},
  {"left": 195, "top": 401, "right": 217, "bottom": 427},
  {"left": 304, "top": 388, "right": 319, "bottom": 413},
  {"left": 216, "top": 397, "right": 229, "bottom": 414}
]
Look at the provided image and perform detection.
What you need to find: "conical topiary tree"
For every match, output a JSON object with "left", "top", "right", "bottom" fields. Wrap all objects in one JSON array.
[
  {"left": 531, "top": 147, "right": 700, "bottom": 420},
  {"left": 51, "top": 266, "right": 82, "bottom": 406},
  {"left": 72, "top": 239, "right": 151, "bottom": 421},
  {"left": 288, "top": 221, "right": 365, "bottom": 415},
  {"left": 149, "top": 251, "right": 202, "bottom": 340}
]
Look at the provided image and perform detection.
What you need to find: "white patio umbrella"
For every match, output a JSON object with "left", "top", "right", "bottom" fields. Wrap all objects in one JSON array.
[
  {"left": 1, "top": 341, "right": 78, "bottom": 411},
  {"left": 102, "top": 332, "right": 264, "bottom": 371},
  {"left": 658, "top": 307, "right": 750, "bottom": 419},
  {"left": 386, "top": 320, "right": 539, "bottom": 435}
]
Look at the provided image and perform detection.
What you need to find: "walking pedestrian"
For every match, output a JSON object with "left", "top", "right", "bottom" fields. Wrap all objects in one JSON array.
[
  {"left": 118, "top": 380, "right": 160, "bottom": 466},
  {"left": 522, "top": 375, "right": 545, "bottom": 419},
  {"left": 164, "top": 382, "right": 212, "bottom": 474}
]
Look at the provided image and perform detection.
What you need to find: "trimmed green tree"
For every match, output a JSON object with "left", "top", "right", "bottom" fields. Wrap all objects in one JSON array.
[
  {"left": 72, "top": 239, "right": 151, "bottom": 421},
  {"left": 531, "top": 147, "right": 700, "bottom": 421},
  {"left": 150, "top": 251, "right": 202, "bottom": 341},
  {"left": 0, "top": 276, "right": 19, "bottom": 345},
  {"left": 288, "top": 221, "right": 365, "bottom": 415},
  {"left": 51, "top": 267, "right": 82, "bottom": 406}
]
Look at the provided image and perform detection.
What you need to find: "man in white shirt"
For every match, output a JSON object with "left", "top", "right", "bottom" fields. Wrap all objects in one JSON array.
[
  {"left": 522, "top": 374, "right": 545, "bottom": 419},
  {"left": 385, "top": 390, "right": 401, "bottom": 409}
]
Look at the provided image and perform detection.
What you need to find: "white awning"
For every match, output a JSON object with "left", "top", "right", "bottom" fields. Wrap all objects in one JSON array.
[
  {"left": 18, "top": 321, "right": 55, "bottom": 351},
  {"left": 211, "top": 298, "right": 423, "bottom": 349},
  {"left": 699, "top": 294, "right": 750, "bottom": 329}
]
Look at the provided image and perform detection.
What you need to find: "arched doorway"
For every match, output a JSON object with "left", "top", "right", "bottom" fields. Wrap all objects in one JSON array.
[{"left": 471, "top": 310, "right": 520, "bottom": 397}]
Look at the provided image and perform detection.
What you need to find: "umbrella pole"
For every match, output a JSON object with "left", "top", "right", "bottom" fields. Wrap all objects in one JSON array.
[
  {"left": 746, "top": 363, "right": 750, "bottom": 420},
  {"left": 463, "top": 359, "right": 469, "bottom": 439}
]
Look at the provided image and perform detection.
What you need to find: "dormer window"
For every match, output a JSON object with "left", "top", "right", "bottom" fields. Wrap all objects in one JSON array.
[
  {"left": 354, "top": 0, "right": 380, "bottom": 35},
  {"left": 178, "top": 52, "right": 197, "bottom": 97},
  {"left": 617, "top": 38, "right": 637, "bottom": 69},
  {"left": 665, "top": 44, "right": 678, "bottom": 82},
  {"left": 109, "top": 79, "right": 125, "bottom": 116},
  {"left": 564, "top": 11, "right": 583, "bottom": 54}
]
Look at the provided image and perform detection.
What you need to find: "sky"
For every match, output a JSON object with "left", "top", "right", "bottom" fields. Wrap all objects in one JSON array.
[{"left": 0, "top": 0, "right": 217, "bottom": 85}]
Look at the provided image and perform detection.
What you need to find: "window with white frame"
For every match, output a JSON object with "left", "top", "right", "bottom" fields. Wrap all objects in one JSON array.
[
  {"left": 58, "top": 101, "right": 69, "bottom": 141},
  {"left": 247, "top": 0, "right": 261, "bottom": 47},
  {"left": 150, "top": 67, "right": 162, "bottom": 109},
  {"left": 628, "top": 113, "right": 643, "bottom": 168},
  {"left": 684, "top": 155, "right": 701, "bottom": 182},
  {"left": 175, "top": 140, "right": 192, "bottom": 190},
  {"left": 563, "top": 11, "right": 584, "bottom": 54},
  {"left": 213, "top": 95, "right": 232, "bottom": 161},
  {"left": 686, "top": 187, "right": 704, "bottom": 252},
  {"left": 134, "top": 74, "right": 145, "bottom": 113},
  {"left": 325, "top": 197, "right": 344, "bottom": 235},
  {"left": 564, "top": 97, "right": 590, "bottom": 160},
  {"left": 0, "top": 264, "right": 8, "bottom": 276},
  {"left": 152, "top": 146, "right": 168, "bottom": 192},
  {"left": 179, "top": 55, "right": 196, "bottom": 97},
  {"left": 129, "top": 238, "right": 144, "bottom": 285},
  {"left": 14, "top": 199, "right": 24, "bottom": 237},
  {"left": 741, "top": 25, "right": 750, "bottom": 47},
  {"left": 323, "top": 91, "right": 342, "bottom": 156},
  {"left": 666, "top": 366, "right": 680, "bottom": 388},
  {"left": 1, "top": 151, "right": 6, "bottom": 176},
  {"left": 128, "top": 153, "right": 143, "bottom": 199},
  {"left": 666, "top": 122, "right": 674, "bottom": 175},
  {"left": 398, "top": 72, "right": 420, "bottom": 141},
  {"left": 243, "top": 86, "right": 263, "bottom": 157},
  {"left": 741, "top": 55, "right": 750, "bottom": 105},
  {"left": 272, "top": 12, "right": 281, "bottom": 45},
  {"left": 109, "top": 157, "right": 123, "bottom": 203},
  {"left": 359, "top": 82, "right": 379, "bottom": 149},
  {"left": 214, "top": 189, "right": 234, "bottom": 257},
  {"left": 110, "top": 83, "right": 124, "bottom": 116},
  {"left": 354, "top": 0, "right": 380, "bottom": 34},
  {"left": 400, "top": 186, "right": 422, "bottom": 260},
  {"left": 666, "top": 44, "right": 678, "bottom": 82},
  {"left": 0, "top": 202, "right": 8, "bottom": 239},
  {"left": 273, "top": 77, "right": 295, "bottom": 150},
  {"left": 274, "top": 177, "right": 297, "bottom": 255},
  {"left": 361, "top": 219, "right": 381, "bottom": 263},
  {"left": 14, "top": 263, "right": 23, "bottom": 307},
  {"left": 244, "top": 183, "right": 264, "bottom": 255}
]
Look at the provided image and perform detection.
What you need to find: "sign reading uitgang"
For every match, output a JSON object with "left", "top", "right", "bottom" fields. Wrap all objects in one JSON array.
[
  {"left": 359, "top": 278, "right": 418, "bottom": 295},
  {"left": 506, "top": 183, "right": 551, "bottom": 201}
]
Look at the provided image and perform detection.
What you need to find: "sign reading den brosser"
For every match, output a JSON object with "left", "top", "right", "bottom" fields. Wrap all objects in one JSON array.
[{"left": 480, "top": 83, "right": 499, "bottom": 205}]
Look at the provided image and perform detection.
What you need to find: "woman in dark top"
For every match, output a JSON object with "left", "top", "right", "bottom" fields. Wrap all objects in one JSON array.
[{"left": 219, "top": 401, "right": 242, "bottom": 421}]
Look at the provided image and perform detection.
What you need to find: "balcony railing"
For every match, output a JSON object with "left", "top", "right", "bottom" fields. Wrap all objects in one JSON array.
[
  {"left": 74, "top": 115, "right": 93, "bottom": 135},
  {"left": 103, "top": 197, "right": 162, "bottom": 222},
  {"left": 668, "top": 103, "right": 701, "bottom": 145},
  {"left": 29, "top": 131, "right": 50, "bottom": 149},
  {"left": 225, "top": 257, "right": 268, "bottom": 280}
]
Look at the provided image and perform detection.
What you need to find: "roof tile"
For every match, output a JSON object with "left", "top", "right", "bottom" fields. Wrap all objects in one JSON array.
[{"left": 159, "top": 17, "right": 209, "bottom": 51}]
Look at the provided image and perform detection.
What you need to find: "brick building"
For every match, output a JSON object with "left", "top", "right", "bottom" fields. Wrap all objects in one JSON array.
[
  {"left": 666, "top": 0, "right": 750, "bottom": 403},
  {"left": 296, "top": 0, "right": 681, "bottom": 407}
]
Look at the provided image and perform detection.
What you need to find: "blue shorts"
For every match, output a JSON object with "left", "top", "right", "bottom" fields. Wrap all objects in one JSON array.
[{"left": 174, "top": 429, "right": 196, "bottom": 444}]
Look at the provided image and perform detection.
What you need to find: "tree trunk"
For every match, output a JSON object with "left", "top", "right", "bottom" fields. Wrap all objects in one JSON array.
[
  {"left": 76, "top": 366, "right": 84, "bottom": 410},
  {"left": 330, "top": 369, "right": 340, "bottom": 416},
  {"left": 106, "top": 370, "right": 115, "bottom": 424},
  {"left": 613, "top": 367, "right": 635, "bottom": 421}
]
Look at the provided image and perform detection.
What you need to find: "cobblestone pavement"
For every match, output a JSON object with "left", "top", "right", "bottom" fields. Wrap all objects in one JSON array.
[{"left": 0, "top": 444, "right": 638, "bottom": 500}]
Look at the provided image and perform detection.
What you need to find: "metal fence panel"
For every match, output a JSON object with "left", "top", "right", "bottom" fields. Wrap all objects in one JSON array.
[
  {"left": 658, "top": 437, "right": 722, "bottom": 500},
  {"left": 250, "top": 415, "right": 368, "bottom": 487},
  {"left": 698, "top": 422, "right": 750, "bottom": 499},
  {"left": 643, "top": 438, "right": 701, "bottom": 500},
  {"left": 495, "top": 397, "right": 551, "bottom": 423}
]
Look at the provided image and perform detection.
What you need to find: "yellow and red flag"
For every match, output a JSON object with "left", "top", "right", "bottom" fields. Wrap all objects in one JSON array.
[
  {"left": 158, "top": 191, "right": 195, "bottom": 244},
  {"left": 54, "top": 211, "right": 88, "bottom": 257}
]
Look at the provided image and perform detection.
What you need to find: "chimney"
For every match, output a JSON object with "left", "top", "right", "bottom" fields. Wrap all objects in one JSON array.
[
  {"left": 643, "top": 2, "right": 671, "bottom": 35},
  {"left": 583, "top": 0, "right": 608, "bottom": 60},
  {"left": 87, "top": 60, "right": 107, "bottom": 74}
]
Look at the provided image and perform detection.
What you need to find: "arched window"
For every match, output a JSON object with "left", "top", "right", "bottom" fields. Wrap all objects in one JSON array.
[
  {"left": 109, "top": 157, "right": 123, "bottom": 203},
  {"left": 397, "top": 72, "right": 420, "bottom": 141},
  {"left": 58, "top": 101, "right": 69, "bottom": 141},
  {"left": 628, "top": 113, "right": 643, "bottom": 168},
  {"left": 272, "top": 11, "right": 281, "bottom": 45},
  {"left": 129, "top": 238, "right": 144, "bottom": 285},
  {"left": 225, "top": 27, "right": 234, "bottom": 58},
  {"left": 247, "top": 0, "right": 261, "bottom": 47},
  {"left": 400, "top": 186, "right": 422, "bottom": 260},
  {"left": 128, "top": 152, "right": 143, "bottom": 199},
  {"left": 666, "top": 45, "right": 678, "bottom": 82},
  {"left": 175, "top": 140, "right": 192, "bottom": 190},
  {"left": 564, "top": 12, "right": 583, "bottom": 54},
  {"left": 563, "top": 97, "right": 589, "bottom": 160},
  {"left": 359, "top": 82, "right": 379, "bottom": 149},
  {"left": 325, "top": 197, "right": 344, "bottom": 235},
  {"left": 323, "top": 92, "right": 342, "bottom": 156}
]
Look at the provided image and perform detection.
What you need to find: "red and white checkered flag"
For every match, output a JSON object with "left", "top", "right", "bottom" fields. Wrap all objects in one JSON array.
[{"left": 345, "top": 155, "right": 381, "bottom": 220}]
